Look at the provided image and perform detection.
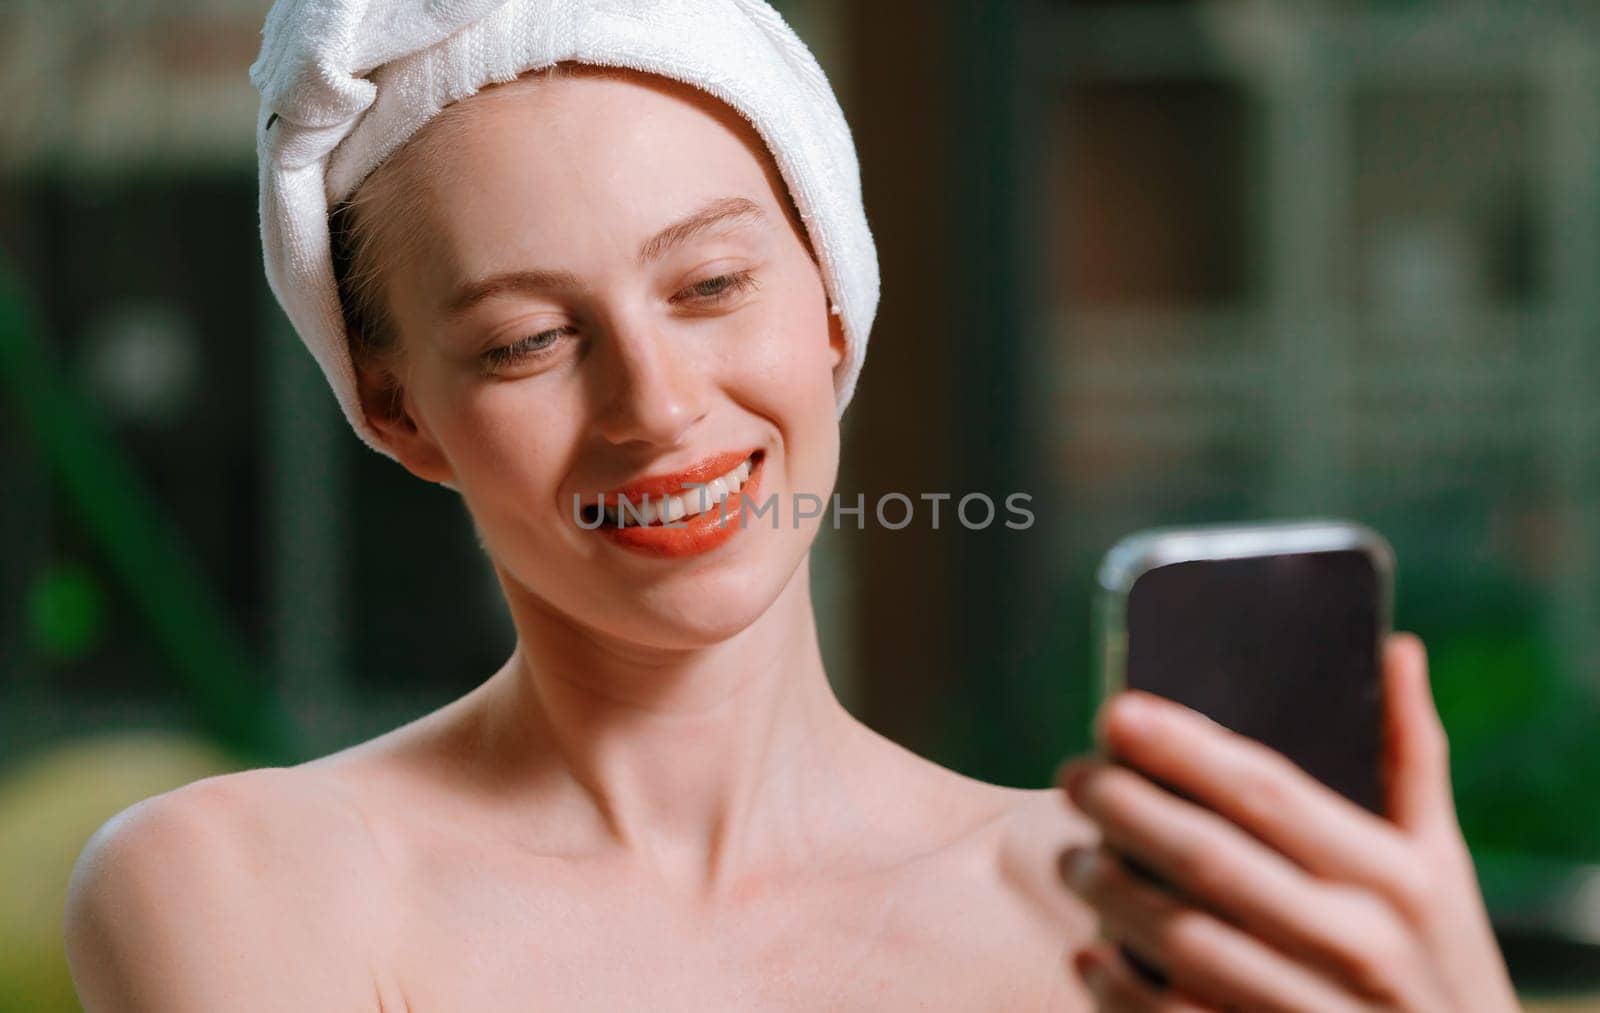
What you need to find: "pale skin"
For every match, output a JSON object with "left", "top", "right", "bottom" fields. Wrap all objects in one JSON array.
[
  {"left": 63, "top": 67, "right": 1517, "bottom": 1011},
  {"left": 1058, "top": 635, "right": 1521, "bottom": 1012}
]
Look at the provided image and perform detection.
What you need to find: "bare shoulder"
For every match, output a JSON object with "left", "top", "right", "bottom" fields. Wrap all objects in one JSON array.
[
  {"left": 985, "top": 783, "right": 1100, "bottom": 939},
  {"left": 893, "top": 751, "right": 1099, "bottom": 938},
  {"left": 901, "top": 775, "right": 1100, "bottom": 1011},
  {"left": 870, "top": 735, "right": 1100, "bottom": 936},
  {"left": 65, "top": 766, "right": 388, "bottom": 1012}
]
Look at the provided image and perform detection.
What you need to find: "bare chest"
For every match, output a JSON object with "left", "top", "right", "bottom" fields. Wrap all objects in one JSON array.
[{"left": 374, "top": 850, "right": 1083, "bottom": 1012}]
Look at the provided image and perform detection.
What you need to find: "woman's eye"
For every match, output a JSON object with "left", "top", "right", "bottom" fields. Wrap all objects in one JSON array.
[
  {"left": 481, "top": 326, "right": 573, "bottom": 371},
  {"left": 673, "top": 269, "right": 759, "bottom": 305},
  {"left": 477, "top": 273, "right": 755, "bottom": 373}
]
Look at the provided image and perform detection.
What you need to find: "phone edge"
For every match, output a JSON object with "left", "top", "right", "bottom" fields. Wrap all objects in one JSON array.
[{"left": 1090, "top": 517, "right": 1396, "bottom": 760}]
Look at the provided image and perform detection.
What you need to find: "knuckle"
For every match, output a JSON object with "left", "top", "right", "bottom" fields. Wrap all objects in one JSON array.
[
  {"left": 1096, "top": 762, "right": 1145, "bottom": 803},
  {"left": 1335, "top": 943, "right": 1397, "bottom": 999},
  {"left": 1075, "top": 764, "right": 1119, "bottom": 812},
  {"left": 1381, "top": 847, "right": 1442, "bottom": 925},
  {"left": 1154, "top": 905, "right": 1217, "bottom": 964},
  {"left": 1327, "top": 903, "right": 1413, "bottom": 1000},
  {"left": 1167, "top": 843, "right": 1232, "bottom": 899},
  {"left": 1390, "top": 880, "right": 1433, "bottom": 927},
  {"left": 1230, "top": 748, "right": 1301, "bottom": 825},
  {"left": 1090, "top": 768, "right": 1151, "bottom": 832}
]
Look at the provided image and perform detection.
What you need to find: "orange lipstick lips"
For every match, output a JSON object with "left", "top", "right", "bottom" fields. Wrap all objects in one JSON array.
[{"left": 585, "top": 448, "right": 765, "bottom": 559}]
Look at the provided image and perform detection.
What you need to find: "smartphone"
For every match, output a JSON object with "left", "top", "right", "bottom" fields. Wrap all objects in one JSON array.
[
  {"left": 1093, "top": 517, "right": 1395, "bottom": 815},
  {"left": 1091, "top": 518, "right": 1394, "bottom": 987}
]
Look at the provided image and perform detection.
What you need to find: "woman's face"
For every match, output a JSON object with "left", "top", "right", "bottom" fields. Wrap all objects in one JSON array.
[{"left": 370, "top": 68, "right": 846, "bottom": 650}]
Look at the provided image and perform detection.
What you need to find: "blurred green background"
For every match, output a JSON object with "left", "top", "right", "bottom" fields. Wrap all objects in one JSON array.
[{"left": 2, "top": 0, "right": 1598, "bottom": 1008}]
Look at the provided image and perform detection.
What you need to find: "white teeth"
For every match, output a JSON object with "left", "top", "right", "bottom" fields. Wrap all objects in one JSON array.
[{"left": 593, "top": 454, "right": 757, "bottom": 527}]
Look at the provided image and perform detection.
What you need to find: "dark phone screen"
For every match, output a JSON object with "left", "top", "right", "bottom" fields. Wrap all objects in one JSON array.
[{"left": 1124, "top": 547, "right": 1386, "bottom": 815}]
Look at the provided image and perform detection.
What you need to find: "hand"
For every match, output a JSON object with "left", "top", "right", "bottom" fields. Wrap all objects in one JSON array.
[{"left": 1053, "top": 632, "right": 1520, "bottom": 1012}]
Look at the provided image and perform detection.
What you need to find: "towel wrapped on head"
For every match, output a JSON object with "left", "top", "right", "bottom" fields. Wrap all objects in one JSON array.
[{"left": 251, "top": 0, "right": 879, "bottom": 461}]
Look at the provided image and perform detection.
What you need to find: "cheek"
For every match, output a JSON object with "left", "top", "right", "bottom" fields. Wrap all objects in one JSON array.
[
  {"left": 724, "top": 284, "right": 839, "bottom": 418},
  {"left": 724, "top": 284, "right": 841, "bottom": 502},
  {"left": 411, "top": 360, "right": 582, "bottom": 501}
]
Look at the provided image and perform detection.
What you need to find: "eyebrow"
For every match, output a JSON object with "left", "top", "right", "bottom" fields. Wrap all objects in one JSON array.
[{"left": 443, "top": 195, "right": 768, "bottom": 319}]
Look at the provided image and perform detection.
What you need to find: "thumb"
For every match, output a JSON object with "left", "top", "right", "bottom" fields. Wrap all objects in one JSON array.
[{"left": 1383, "top": 631, "right": 1458, "bottom": 836}]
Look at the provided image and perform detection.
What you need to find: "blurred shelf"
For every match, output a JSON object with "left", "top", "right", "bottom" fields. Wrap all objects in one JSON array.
[
  {"left": 1027, "top": 3, "right": 1600, "bottom": 85},
  {"left": 1048, "top": 305, "right": 1586, "bottom": 455},
  {"left": 1027, "top": 0, "right": 1600, "bottom": 720}
]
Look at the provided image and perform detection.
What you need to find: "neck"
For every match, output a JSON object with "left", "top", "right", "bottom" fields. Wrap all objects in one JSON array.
[{"left": 467, "top": 555, "right": 872, "bottom": 902}]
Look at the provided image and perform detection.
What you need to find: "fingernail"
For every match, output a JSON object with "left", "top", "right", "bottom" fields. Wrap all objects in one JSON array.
[
  {"left": 1073, "top": 949, "right": 1106, "bottom": 992},
  {"left": 1059, "top": 845, "right": 1099, "bottom": 891},
  {"left": 1061, "top": 763, "right": 1090, "bottom": 797},
  {"left": 1052, "top": 758, "right": 1072, "bottom": 787}
]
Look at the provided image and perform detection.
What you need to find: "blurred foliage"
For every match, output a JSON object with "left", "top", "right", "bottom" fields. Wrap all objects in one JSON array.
[
  {"left": 25, "top": 563, "right": 106, "bottom": 664},
  {"left": 1400, "top": 562, "right": 1600, "bottom": 861}
]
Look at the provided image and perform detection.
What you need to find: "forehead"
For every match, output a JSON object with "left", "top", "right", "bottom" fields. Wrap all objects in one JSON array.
[
  {"left": 441, "top": 65, "right": 771, "bottom": 168},
  {"left": 389, "top": 68, "right": 792, "bottom": 281}
]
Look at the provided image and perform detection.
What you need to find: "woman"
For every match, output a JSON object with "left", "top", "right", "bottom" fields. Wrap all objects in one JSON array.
[{"left": 65, "top": 4, "right": 1518, "bottom": 1010}]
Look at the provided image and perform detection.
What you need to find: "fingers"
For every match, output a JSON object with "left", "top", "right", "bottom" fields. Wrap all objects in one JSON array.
[
  {"left": 1379, "top": 644, "right": 1520, "bottom": 1008},
  {"left": 1056, "top": 632, "right": 1503, "bottom": 1011},
  {"left": 1073, "top": 943, "right": 1216, "bottom": 1013},
  {"left": 1089, "top": 689, "right": 1422, "bottom": 907},
  {"left": 1061, "top": 759, "right": 1425, "bottom": 981},
  {"left": 1382, "top": 632, "right": 1457, "bottom": 837},
  {"left": 1065, "top": 846, "right": 1374, "bottom": 1013}
]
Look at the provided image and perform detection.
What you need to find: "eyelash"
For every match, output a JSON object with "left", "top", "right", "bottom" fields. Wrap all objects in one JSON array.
[{"left": 481, "top": 269, "right": 760, "bottom": 371}]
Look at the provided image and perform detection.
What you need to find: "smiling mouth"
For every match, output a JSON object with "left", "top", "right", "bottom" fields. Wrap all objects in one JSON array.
[{"left": 581, "top": 451, "right": 764, "bottom": 528}]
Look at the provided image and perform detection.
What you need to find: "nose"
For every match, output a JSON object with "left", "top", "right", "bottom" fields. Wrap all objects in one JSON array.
[{"left": 591, "top": 312, "right": 707, "bottom": 448}]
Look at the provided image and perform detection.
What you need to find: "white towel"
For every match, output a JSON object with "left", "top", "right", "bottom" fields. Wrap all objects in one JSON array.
[{"left": 251, "top": 0, "right": 879, "bottom": 462}]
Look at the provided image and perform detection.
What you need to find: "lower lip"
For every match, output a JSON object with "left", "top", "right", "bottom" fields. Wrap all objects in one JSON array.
[{"left": 597, "top": 453, "right": 765, "bottom": 559}]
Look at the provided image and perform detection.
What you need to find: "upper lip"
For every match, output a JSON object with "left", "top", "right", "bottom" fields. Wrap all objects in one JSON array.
[{"left": 594, "top": 448, "right": 758, "bottom": 503}]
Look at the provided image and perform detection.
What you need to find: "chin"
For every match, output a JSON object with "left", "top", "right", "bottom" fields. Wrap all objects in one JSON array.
[
  {"left": 582, "top": 529, "right": 813, "bottom": 650},
  {"left": 490, "top": 521, "right": 815, "bottom": 652},
  {"left": 620, "top": 559, "right": 803, "bottom": 648}
]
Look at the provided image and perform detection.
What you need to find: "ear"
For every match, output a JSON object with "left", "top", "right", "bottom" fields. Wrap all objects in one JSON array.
[
  {"left": 354, "top": 356, "right": 457, "bottom": 486},
  {"left": 827, "top": 306, "right": 846, "bottom": 371}
]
